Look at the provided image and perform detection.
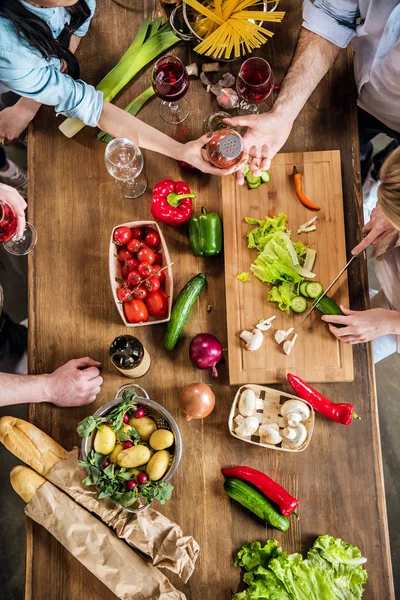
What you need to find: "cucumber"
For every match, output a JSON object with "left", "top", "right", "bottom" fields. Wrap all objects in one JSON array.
[
  {"left": 261, "top": 170, "right": 271, "bottom": 183},
  {"left": 224, "top": 478, "right": 289, "bottom": 532},
  {"left": 299, "top": 282, "right": 309, "bottom": 297},
  {"left": 315, "top": 295, "right": 345, "bottom": 328},
  {"left": 305, "top": 281, "right": 324, "bottom": 299},
  {"left": 291, "top": 295, "right": 307, "bottom": 313},
  {"left": 243, "top": 163, "right": 250, "bottom": 176},
  {"left": 164, "top": 274, "right": 206, "bottom": 351},
  {"left": 248, "top": 181, "right": 261, "bottom": 189},
  {"left": 245, "top": 171, "right": 261, "bottom": 186}
]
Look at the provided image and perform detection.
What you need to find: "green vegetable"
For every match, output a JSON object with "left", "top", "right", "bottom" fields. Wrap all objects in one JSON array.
[
  {"left": 243, "top": 164, "right": 271, "bottom": 189},
  {"left": 77, "top": 390, "right": 137, "bottom": 437},
  {"left": 299, "top": 281, "right": 309, "bottom": 297},
  {"left": 245, "top": 172, "right": 261, "bottom": 186},
  {"left": 306, "top": 281, "right": 324, "bottom": 299},
  {"left": 268, "top": 283, "right": 295, "bottom": 312},
  {"left": 164, "top": 273, "right": 206, "bottom": 350},
  {"left": 224, "top": 478, "right": 289, "bottom": 532},
  {"left": 188, "top": 207, "right": 223, "bottom": 257},
  {"left": 233, "top": 536, "right": 368, "bottom": 600},
  {"left": 237, "top": 272, "right": 251, "bottom": 282},
  {"left": 116, "top": 427, "right": 141, "bottom": 445},
  {"left": 315, "top": 295, "right": 346, "bottom": 327},
  {"left": 261, "top": 170, "right": 271, "bottom": 183},
  {"left": 248, "top": 181, "right": 261, "bottom": 189},
  {"left": 290, "top": 295, "right": 307, "bottom": 313}
]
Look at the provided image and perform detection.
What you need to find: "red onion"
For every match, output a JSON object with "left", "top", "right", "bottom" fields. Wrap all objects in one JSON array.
[{"left": 189, "top": 333, "right": 223, "bottom": 377}]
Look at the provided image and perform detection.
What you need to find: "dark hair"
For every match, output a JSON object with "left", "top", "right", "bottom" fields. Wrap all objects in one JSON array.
[{"left": 0, "top": 0, "right": 90, "bottom": 79}]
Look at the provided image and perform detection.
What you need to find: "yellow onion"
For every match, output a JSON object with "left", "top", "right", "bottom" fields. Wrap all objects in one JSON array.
[{"left": 179, "top": 383, "right": 215, "bottom": 421}]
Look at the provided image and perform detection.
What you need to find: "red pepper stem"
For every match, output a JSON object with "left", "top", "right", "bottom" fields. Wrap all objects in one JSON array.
[
  {"left": 166, "top": 192, "right": 196, "bottom": 208},
  {"left": 352, "top": 412, "right": 361, "bottom": 420}
]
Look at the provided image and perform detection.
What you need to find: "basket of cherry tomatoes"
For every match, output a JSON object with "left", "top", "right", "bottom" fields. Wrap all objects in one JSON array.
[{"left": 109, "top": 221, "right": 173, "bottom": 326}]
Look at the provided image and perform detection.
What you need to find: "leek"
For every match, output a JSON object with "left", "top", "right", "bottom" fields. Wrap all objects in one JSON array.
[
  {"left": 303, "top": 248, "right": 317, "bottom": 273},
  {"left": 59, "top": 20, "right": 179, "bottom": 138}
]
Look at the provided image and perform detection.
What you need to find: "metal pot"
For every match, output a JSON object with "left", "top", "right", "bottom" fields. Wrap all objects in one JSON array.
[{"left": 81, "top": 383, "right": 182, "bottom": 514}]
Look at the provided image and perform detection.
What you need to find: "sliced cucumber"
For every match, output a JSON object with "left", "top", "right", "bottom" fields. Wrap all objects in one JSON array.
[
  {"left": 248, "top": 181, "right": 261, "bottom": 189},
  {"left": 305, "top": 281, "right": 324, "bottom": 299},
  {"left": 243, "top": 163, "right": 250, "bottom": 176},
  {"left": 261, "top": 170, "right": 271, "bottom": 183},
  {"left": 245, "top": 171, "right": 261, "bottom": 186},
  {"left": 291, "top": 295, "right": 308, "bottom": 313},
  {"left": 299, "top": 282, "right": 309, "bottom": 297}
]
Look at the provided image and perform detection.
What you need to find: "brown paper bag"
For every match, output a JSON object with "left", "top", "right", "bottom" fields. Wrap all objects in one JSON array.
[
  {"left": 46, "top": 449, "right": 199, "bottom": 583},
  {"left": 25, "top": 481, "right": 186, "bottom": 600}
]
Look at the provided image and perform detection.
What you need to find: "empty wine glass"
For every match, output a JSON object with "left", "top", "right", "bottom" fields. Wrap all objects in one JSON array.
[
  {"left": 152, "top": 55, "right": 190, "bottom": 124},
  {"left": 0, "top": 201, "right": 37, "bottom": 255},
  {"left": 236, "top": 57, "right": 274, "bottom": 115},
  {"left": 105, "top": 137, "right": 147, "bottom": 199}
]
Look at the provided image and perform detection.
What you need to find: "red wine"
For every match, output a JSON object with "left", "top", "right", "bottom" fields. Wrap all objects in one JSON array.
[
  {"left": 237, "top": 58, "right": 273, "bottom": 105},
  {"left": 0, "top": 202, "right": 18, "bottom": 243},
  {"left": 153, "top": 57, "right": 189, "bottom": 102}
]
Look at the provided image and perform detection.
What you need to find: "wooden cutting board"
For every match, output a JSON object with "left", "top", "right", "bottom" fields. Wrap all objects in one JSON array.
[{"left": 222, "top": 150, "right": 354, "bottom": 385}]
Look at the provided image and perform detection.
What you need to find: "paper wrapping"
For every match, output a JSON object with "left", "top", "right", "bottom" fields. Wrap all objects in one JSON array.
[
  {"left": 25, "top": 481, "right": 186, "bottom": 600},
  {"left": 46, "top": 449, "right": 199, "bottom": 583}
]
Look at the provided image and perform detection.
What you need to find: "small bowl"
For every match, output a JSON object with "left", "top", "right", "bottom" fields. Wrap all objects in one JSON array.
[
  {"left": 109, "top": 220, "right": 173, "bottom": 327},
  {"left": 229, "top": 384, "right": 315, "bottom": 453},
  {"left": 81, "top": 384, "right": 182, "bottom": 513}
]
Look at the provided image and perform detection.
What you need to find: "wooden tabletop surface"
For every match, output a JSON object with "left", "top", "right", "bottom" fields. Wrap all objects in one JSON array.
[{"left": 27, "top": 0, "right": 394, "bottom": 598}]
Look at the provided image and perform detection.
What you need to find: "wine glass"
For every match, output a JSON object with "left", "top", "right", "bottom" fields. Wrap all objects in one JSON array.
[
  {"left": 0, "top": 201, "right": 37, "bottom": 255},
  {"left": 236, "top": 57, "right": 274, "bottom": 115},
  {"left": 152, "top": 55, "right": 189, "bottom": 124},
  {"left": 105, "top": 137, "right": 147, "bottom": 199}
]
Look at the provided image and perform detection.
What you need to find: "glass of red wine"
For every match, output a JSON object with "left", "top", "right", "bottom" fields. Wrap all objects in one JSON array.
[
  {"left": 0, "top": 201, "right": 37, "bottom": 255},
  {"left": 152, "top": 55, "right": 190, "bottom": 124},
  {"left": 236, "top": 57, "right": 274, "bottom": 115}
]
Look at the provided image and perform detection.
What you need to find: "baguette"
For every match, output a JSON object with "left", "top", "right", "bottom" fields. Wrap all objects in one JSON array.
[
  {"left": 0, "top": 416, "right": 67, "bottom": 475},
  {"left": 10, "top": 465, "right": 46, "bottom": 503}
]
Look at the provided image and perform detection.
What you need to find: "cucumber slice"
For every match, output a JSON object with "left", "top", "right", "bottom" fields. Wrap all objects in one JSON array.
[
  {"left": 261, "top": 170, "right": 271, "bottom": 183},
  {"left": 291, "top": 295, "right": 308, "bottom": 313},
  {"left": 299, "top": 282, "right": 309, "bottom": 297},
  {"left": 305, "top": 281, "right": 324, "bottom": 299},
  {"left": 243, "top": 163, "right": 250, "bottom": 176},
  {"left": 248, "top": 181, "right": 261, "bottom": 189},
  {"left": 246, "top": 171, "right": 261, "bottom": 185}
]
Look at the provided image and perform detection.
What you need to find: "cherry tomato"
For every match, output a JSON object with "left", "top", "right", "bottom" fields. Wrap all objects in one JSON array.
[
  {"left": 144, "top": 276, "right": 160, "bottom": 293},
  {"left": 137, "top": 246, "right": 155, "bottom": 264},
  {"left": 131, "top": 226, "right": 144, "bottom": 240},
  {"left": 113, "top": 226, "right": 132, "bottom": 246},
  {"left": 143, "top": 226, "right": 155, "bottom": 235},
  {"left": 132, "top": 285, "right": 147, "bottom": 300},
  {"left": 145, "top": 231, "right": 161, "bottom": 248},
  {"left": 153, "top": 252, "right": 163, "bottom": 265},
  {"left": 138, "top": 261, "right": 153, "bottom": 277},
  {"left": 151, "top": 264, "right": 165, "bottom": 284},
  {"left": 117, "top": 247, "right": 133, "bottom": 263},
  {"left": 127, "top": 238, "right": 142, "bottom": 253},
  {"left": 125, "top": 257, "right": 139, "bottom": 271},
  {"left": 117, "top": 287, "right": 132, "bottom": 303},
  {"left": 145, "top": 290, "right": 168, "bottom": 318},
  {"left": 127, "top": 270, "right": 142, "bottom": 285},
  {"left": 124, "top": 299, "right": 149, "bottom": 323},
  {"left": 121, "top": 266, "right": 129, "bottom": 279}
]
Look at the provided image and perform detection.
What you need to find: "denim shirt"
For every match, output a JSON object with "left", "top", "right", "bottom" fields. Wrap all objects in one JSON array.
[{"left": 0, "top": 0, "right": 103, "bottom": 127}]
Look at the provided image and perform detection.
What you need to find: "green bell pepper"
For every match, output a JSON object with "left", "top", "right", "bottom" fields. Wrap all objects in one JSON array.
[{"left": 189, "top": 207, "right": 223, "bottom": 257}]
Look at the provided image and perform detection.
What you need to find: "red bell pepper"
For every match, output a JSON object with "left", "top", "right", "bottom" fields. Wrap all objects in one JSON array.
[
  {"left": 222, "top": 466, "right": 298, "bottom": 516},
  {"left": 287, "top": 373, "right": 360, "bottom": 425},
  {"left": 151, "top": 179, "right": 196, "bottom": 226}
]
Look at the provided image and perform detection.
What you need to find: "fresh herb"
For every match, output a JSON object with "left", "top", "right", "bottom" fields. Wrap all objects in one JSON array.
[
  {"left": 236, "top": 272, "right": 251, "bottom": 282},
  {"left": 140, "top": 481, "right": 174, "bottom": 505},
  {"left": 76, "top": 390, "right": 138, "bottom": 438}
]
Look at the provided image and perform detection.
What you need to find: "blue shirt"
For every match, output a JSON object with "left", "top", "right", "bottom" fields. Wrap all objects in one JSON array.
[{"left": 0, "top": 0, "right": 103, "bottom": 127}]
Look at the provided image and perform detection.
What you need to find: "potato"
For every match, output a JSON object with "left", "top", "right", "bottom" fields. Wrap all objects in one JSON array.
[
  {"left": 94, "top": 425, "right": 116, "bottom": 455},
  {"left": 129, "top": 416, "right": 157, "bottom": 441},
  {"left": 149, "top": 429, "right": 174, "bottom": 451},
  {"left": 146, "top": 450, "right": 171, "bottom": 481},
  {"left": 129, "top": 467, "right": 141, "bottom": 476},
  {"left": 117, "top": 445, "right": 151, "bottom": 468},
  {"left": 109, "top": 443, "right": 123, "bottom": 464}
]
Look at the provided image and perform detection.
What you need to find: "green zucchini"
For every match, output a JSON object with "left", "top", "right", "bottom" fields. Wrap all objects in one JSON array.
[
  {"left": 224, "top": 478, "right": 289, "bottom": 532},
  {"left": 164, "top": 273, "right": 206, "bottom": 351},
  {"left": 315, "top": 295, "right": 345, "bottom": 328},
  {"left": 299, "top": 281, "right": 309, "bottom": 297}
]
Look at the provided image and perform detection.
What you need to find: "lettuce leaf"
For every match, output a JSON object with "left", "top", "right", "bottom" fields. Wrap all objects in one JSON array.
[{"left": 268, "top": 284, "right": 295, "bottom": 312}]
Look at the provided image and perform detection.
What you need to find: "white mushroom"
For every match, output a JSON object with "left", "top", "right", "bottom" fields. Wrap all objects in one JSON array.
[
  {"left": 282, "top": 423, "right": 307, "bottom": 449},
  {"left": 256, "top": 316, "right": 276, "bottom": 331},
  {"left": 259, "top": 423, "right": 282, "bottom": 445},
  {"left": 239, "top": 388, "right": 257, "bottom": 416},
  {"left": 275, "top": 328, "right": 294, "bottom": 345},
  {"left": 281, "top": 400, "right": 310, "bottom": 427},
  {"left": 240, "top": 328, "right": 264, "bottom": 351},
  {"left": 235, "top": 416, "right": 259, "bottom": 438},
  {"left": 283, "top": 334, "right": 298, "bottom": 356}
]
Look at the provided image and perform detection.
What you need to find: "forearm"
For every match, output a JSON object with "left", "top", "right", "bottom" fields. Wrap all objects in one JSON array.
[
  {"left": 17, "top": 96, "right": 41, "bottom": 120},
  {"left": 385, "top": 310, "right": 400, "bottom": 336},
  {"left": 69, "top": 34, "right": 81, "bottom": 54},
  {"left": 0, "top": 373, "right": 52, "bottom": 407},
  {"left": 98, "top": 102, "right": 184, "bottom": 160},
  {"left": 272, "top": 28, "right": 341, "bottom": 121}
]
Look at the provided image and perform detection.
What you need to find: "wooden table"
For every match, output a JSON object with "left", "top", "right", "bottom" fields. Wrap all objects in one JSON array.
[{"left": 27, "top": 1, "right": 394, "bottom": 598}]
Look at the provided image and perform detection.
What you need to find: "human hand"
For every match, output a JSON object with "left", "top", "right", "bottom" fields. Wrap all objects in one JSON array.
[
  {"left": 45, "top": 357, "right": 103, "bottom": 407},
  {"left": 322, "top": 306, "right": 400, "bottom": 344},
  {"left": 181, "top": 132, "right": 248, "bottom": 177},
  {"left": 0, "top": 105, "right": 32, "bottom": 145},
  {"left": 352, "top": 205, "right": 396, "bottom": 255},
  {"left": 223, "top": 111, "right": 294, "bottom": 184},
  {"left": 0, "top": 183, "right": 27, "bottom": 237}
]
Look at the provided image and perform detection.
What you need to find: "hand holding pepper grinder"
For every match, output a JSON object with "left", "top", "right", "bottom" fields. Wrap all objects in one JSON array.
[{"left": 206, "top": 128, "right": 244, "bottom": 169}]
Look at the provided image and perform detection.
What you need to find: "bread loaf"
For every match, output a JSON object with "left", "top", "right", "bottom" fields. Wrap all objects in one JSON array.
[
  {"left": 10, "top": 465, "right": 46, "bottom": 503},
  {"left": 0, "top": 416, "right": 67, "bottom": 475}
]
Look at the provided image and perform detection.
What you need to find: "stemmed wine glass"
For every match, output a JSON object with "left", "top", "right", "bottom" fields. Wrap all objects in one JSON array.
[
  {"left": 0, "top": 201, "right": 37, "bottom": 255},
  {"left": 152, "top": 55, "right": 189, "bottom": 124},
  {"left": 236, "top": 57, "right": 274, "bottom": 115},
  {"left": 105, "top": 137, "right": 147, "bottom": 199}
]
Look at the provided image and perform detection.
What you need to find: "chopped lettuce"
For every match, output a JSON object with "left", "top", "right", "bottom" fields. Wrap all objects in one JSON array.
[
  {"left": 268, "top": 283, "right": 295, "bottom": 312},
  {"left": 237, "top": 272, "right": 251, "bottom": 282},
  {"left": 233, "top": 536, "right": 368, "bottom": 600}
]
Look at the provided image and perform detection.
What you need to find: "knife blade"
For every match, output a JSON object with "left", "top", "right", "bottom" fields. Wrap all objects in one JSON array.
[{"left": 298, "top": 254, "right": 358, "bottom": 327}]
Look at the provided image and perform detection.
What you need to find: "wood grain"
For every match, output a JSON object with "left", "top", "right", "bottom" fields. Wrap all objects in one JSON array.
[
  {"left": 26, "top": 1, "right": 394, "bottom": 599},
  {"left": 223, "top": 150, "right": 354, "bottom": 384}
]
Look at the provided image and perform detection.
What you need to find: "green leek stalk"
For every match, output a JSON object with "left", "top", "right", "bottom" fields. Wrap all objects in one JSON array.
[{"left": 59, "top": 20, "right": 179, "bottom": 139}]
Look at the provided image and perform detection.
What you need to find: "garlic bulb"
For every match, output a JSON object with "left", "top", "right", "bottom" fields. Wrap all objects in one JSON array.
[
  {"left": 235, "top": 416, "right": 259, "bottom": 438},
  {"left": 282, "top": 423, "right": 307, "bottom": 449},
  {"left": 259, "top": 423, "right": 282, "bottom": 445},
  {"left": 238, "top": 388, "right": 257, "bottom": 417},
  {"left": 281, "top": 400, "right": 310, "bottom": 427}
]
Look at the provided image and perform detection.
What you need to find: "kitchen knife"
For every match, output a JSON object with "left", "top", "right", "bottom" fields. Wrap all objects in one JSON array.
[{"left": 299, "top": 254, "right": 358, "bottom": 327}]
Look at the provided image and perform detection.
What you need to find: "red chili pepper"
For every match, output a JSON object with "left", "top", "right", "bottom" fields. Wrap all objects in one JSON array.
[
  {"left": 287, "top": 373, "right": 360, "bottom": 425},
  {"left": 151, "top": 179, "right": 196, "bottom": 226},
  {"left": 222, "top": 466, "right": 299, "bottom": 517}
]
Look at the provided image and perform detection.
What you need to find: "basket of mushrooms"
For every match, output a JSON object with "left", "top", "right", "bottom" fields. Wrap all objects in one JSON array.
[{"left": 228, "top": 384, "right": 315, "bottom": 452}]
